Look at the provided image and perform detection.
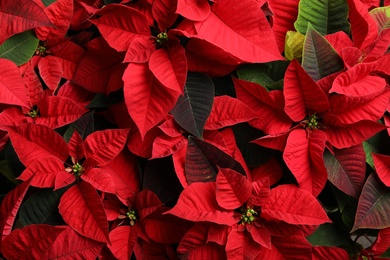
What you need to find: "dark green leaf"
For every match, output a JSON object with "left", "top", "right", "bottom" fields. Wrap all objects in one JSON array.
[
  {"left": 170, "top": 72, "right": 214, "bottom": 138},
  {"left": 0, "top": 160, "right": 19, "bottom": 185},
  {"left": 41, "top": 0, "right": 57, "bottom": 7},
  {"left": 236, "top": 61, "right": 289, "bottom": 91},
  {"left": 0, "top": 30, "right": 39, "bottom": 66},
  {"left": 307, "top": 223, "right": 349, "bottom": 246},
  {"left": 185, "top": 136, "right": 246, "bottom": 184},
  {"left": 19, "top": 187, "right": 68, "bottom": 226},
  {"left": 294, "top": 0, "right": 350, "bottom": 36},
  {"left": 302, "top": 24, "right": 344, "bottom": 81},
  {"left": 63, "top": 111, "right": 95, "bottom": 142}
]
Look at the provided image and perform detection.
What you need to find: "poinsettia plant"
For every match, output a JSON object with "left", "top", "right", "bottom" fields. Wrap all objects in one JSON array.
[{"left": 1, "top": 0, "right": 390, "bottom": 259}]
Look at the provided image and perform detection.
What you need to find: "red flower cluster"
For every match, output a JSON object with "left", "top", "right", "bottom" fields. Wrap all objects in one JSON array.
[{"left": 0, "top": 0, "right": 390, "bottom": 259}]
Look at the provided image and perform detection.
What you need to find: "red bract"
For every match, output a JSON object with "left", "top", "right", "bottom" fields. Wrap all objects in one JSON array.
[
  {"left": 167, "top": 167, "right": 330, "bottom": 259},
  {"left": 246, "top": 60, "right": 388, "bottom": 196}
]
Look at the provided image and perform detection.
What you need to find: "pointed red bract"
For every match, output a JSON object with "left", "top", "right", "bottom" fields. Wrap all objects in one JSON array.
[
  {"left": 47, "top": 227, "right": 105, "bottom": 259},
  {"left": 37, "top": 56, "right": 63, "bottom": 90},
  {"left": 108, "top": 226, "right": 138, "bottom": 260},
  {"left": 262, "top": 184, "right": 331, "bottom": 225},
  {"left": 152, "top": 0, "right": 178, "bottom": 31},
  {"left": 284, "top": 60, "right": 329, "bottom": 122},
  {"left": 348, "top": 0, "right": 378, "bottom": 50},
  {"left": 59, "top": 182, "right": 110, "bottom": 243},
  {"left": 330, "top": 63, "right": 385, "bottom": 97},
  {"left": 68, "top": 130, "right": 84, "bottom": 160},
  {"left": 234, "top": 77, "right": 292, "bottom": 135},
  {"left": 6, "top": 123, "right": 69, "bottom": 167},
  {"left": 373, "top": 153, "right": 390, "bottom": 187},
  {"left": 35, "top": 0, "right": 73, "bottom": 40},
  {"left": 166, "top": 182, "right": 236, "bottom": 225},
  {"left": 81, "top": 168, "right": 116, "bottom": 194},
  {"left": 0, "top": 59, "right": 29, "bottom": 107},
  {"left": 283, "top": 129, "right": 328, "bottom": 196},
  {"left": 73, "top": 37, "right": 127, "bottom": 94},
  {"left": 0, "top": 0, "right": 52, "bottom": 44},
  {"left": 205, "top": 95, "right": 257, "bottom": 130},
  {"left": 36, "top": 96, "right": 87, "bottom": 128},
  {"left": 324, "top": 120, "right": 386, "bottom": 149},
  {"left": 216, "top": 168, "right": 252, "bottom": 210},
  {"left": 176, "top": 0, "right": 210, "bottom": 21},
  {"left": 312, "top": 246, "right": 350, "bottom": 260},
  {"left": 83, "top": 128, "right": 130, "bottom": 166},
  {"left": 17, "top": 156, "right": 64, "bottom": 188},
  {"left": 123, "top": 63, "right": 180, "bottom": 139},
  {"left": 149, "top": 43, "right": 187, "bottom": 94},
  {"left": 189, "top": 0, "right": 282, "bottom": 63},
  {"left": 0, "top": 179, "right": 31, "bottom": 247},
  {"left": 2, "top": 225, "right": 65, "bottom": 260},
  {"left": 91, "top": 4, "right": 150, "bottom": 52},
  {"left": 124, "top": 37, "right": 156, "bottom": 63}
]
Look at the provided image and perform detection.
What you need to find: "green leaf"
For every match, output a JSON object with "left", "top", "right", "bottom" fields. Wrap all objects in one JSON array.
[
  {"left": 236, "top": 61, "right": 289, "bottom": 91},
  {"left": 19, "top": 187, "right": 68, "bottom": 226},
  {"left": 232, "top": 123, "right": 274, "bottom": 167},
  {"left": 41, "top": 0, "right": 57, "bottom": 7},
  {"left": 185, "top": 137, "right": 246, "bottom": 184},
  {"left": 0, "top": 30, "right": 39, "bottom": 66},
  {"left": 63, "top": 111, "right": 95, "bottom": 142},
  {"left": 302, "top": 24, "right": 345, "bottom": 81},
  {"left": 284, "top": 31, "right": 305, "bottom": 61},
  {"left": 307, "top": 223, "right": 349, "bottom": 246},
  {"left": 363, "top": 141, "right": 379, "bottom": 169},
  {"left": 170, "top": 72, "right": 214, "bottom": 138},
  {"left": 0, "top": 160, "right": 19, "bottom": 185},
  {"left": 294, "top": 0, "right": 350, "bottom": 36},
  {"left": 370, "top": 6, "right": 390, "bottom": 32}
]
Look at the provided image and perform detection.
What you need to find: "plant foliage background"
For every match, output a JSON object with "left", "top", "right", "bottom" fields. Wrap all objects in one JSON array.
[{"left": 0, "top": 0, "right": 390, "bottom": 259}]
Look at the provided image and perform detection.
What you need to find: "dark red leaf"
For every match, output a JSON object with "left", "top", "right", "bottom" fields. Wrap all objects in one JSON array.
[
  {"left": 59, "top": 182, "right": 110, "bottom": 243},
  {"left": 35, "top": 0, "right": 73, "bottom": 40},
  {"left": 72, "top": 36, "right": 127, "bottom": 94},
  {"left": 373, "top": 153, "right": 390, "bottom": 187},
  {"left": 107, "top": 226, "right": 138, "bottom": 260},
  {"left": 47, "top": 226, "right": 105, "bottom": 259},
  {"left": 152, "top": 0, "right": 178, "bottom": 31},
  {"left": 234, "top": 77, "right": 292, "bottom": 135},
  {"left": 312, "top": 246, "right": 350, "bottom": 260},
  {"left": 2, "top": 224, "right": 65, "bottom": 260},
  {"left": 0, "top": 179, "right": 31, "bottom": 248},
  {"left": 0, "top": 59, "right": 29, "bottom": 107},
  {"left": 185, "top": 136, "right": 246, "bottom": 184},
  {"left": 352, "top": 174, "right": 390, "bottom": 231},
  {"left": 0, "top": 0, "right": 52, "bottom": 44}
]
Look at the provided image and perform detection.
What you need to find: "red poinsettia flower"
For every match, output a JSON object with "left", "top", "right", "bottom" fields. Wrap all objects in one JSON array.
[
  {"left": 237, "top": 60, "right": 388, "bottom": 196},
  {"left": 106, "top": 189, "right": 190, "bottom": 259},
  {"left": 166, "top": 167, "right": 330, "bottom": 259}
]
